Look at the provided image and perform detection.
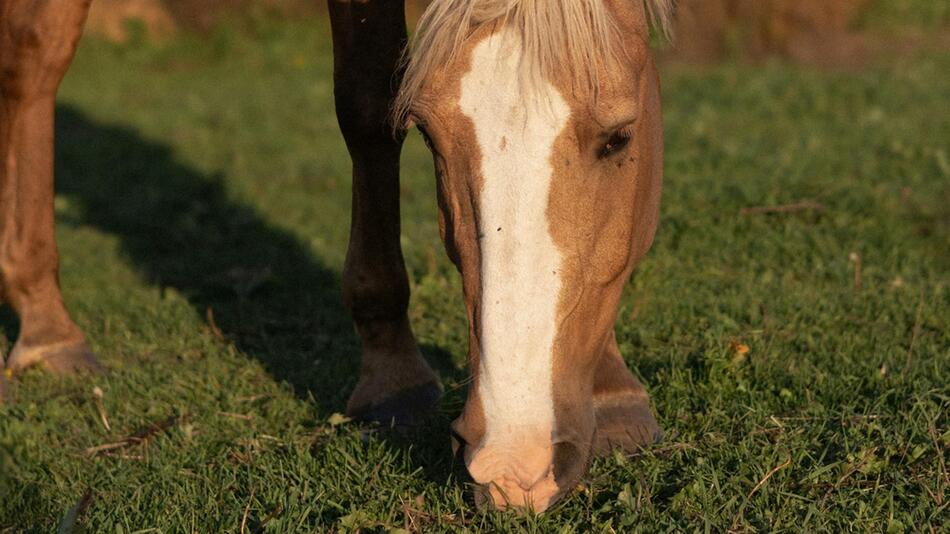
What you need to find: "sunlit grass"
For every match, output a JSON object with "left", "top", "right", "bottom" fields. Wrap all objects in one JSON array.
[{"left": 0, "top": 16, "right": 947, "bottom": 532}]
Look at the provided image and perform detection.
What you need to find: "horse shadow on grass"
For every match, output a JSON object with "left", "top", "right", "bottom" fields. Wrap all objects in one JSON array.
[{"left": 48, "top": 105, "right": 467, "bottom": 484}]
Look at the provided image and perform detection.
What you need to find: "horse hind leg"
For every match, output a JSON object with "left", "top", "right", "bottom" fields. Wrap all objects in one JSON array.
[
  {"left": 591, "top": 332, "right": 662, "bottom": 454},
  {"left": 0, "top": 0, "right": 101, "bottom": 377},
  {"left": 328, "top": 0, "right": 440, "bottom": 427}
]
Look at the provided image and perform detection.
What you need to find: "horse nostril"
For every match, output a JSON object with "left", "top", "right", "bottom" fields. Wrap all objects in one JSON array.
[
  {"left": 477, "top": 471, "right": 561, "bottom": 512},
  {"left": 473, "top": 482, "right": 493, "bottom": 510}
]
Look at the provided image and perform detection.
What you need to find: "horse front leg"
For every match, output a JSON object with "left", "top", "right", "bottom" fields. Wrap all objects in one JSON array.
[
  {"left": 0, "top": 0, "right": 100, "bottom": 377},
  {"left": 591, "top": 331, "right": 662, "bottom": 454},
  {"left": 328, "top": 0, "right": 441, "bottom": 426}
]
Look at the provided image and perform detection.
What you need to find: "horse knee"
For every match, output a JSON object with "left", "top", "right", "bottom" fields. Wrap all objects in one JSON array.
[
  {"left": 334, "top": 88, "right": 401, "bottom": 151},
  {"left": 0, "top": 0, "right": 90, "bottom": 100}
]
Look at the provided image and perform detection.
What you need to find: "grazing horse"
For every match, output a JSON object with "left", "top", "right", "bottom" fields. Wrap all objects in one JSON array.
[{"left": 0, "top": 0, "right": 672, "bottom": 511}]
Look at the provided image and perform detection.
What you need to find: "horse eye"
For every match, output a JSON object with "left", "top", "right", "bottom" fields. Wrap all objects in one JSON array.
[{"left": 599, "top": 129, "right": 632, "bottom": 158}]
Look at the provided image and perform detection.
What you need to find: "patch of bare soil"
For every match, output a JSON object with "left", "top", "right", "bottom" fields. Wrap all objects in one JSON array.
[
  {"left": 85, "top": 0, "right": 319, "bottom": 42},
  {"left": 86, "top": 0, "right": 177, "bottom": 42},
  {"left": 669, "top": 0, "right": 873, "bottom": 67},
  {"left": 84, "top": 0, "right": 948, "bottom": 68}
]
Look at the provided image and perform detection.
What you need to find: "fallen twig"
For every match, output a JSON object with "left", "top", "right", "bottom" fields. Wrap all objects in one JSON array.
[
  {"left": 402, "top": 495, "right": 427, "bottom": 532},
  {"left": 84, "top": 414, "right": 179, "bottom": 457},
  {"left": 740, "top": 200, "right": 823, "bottom": 215}
]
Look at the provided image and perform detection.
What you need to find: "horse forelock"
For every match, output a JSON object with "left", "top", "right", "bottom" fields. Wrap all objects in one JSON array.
[{"left": 392, "top": 0, "right": 674, "bottom": 128}]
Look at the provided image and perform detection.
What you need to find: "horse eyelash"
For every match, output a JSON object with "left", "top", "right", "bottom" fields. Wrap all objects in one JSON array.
[
  {"left": 617, "top": 124, "right": 635, "bottom": 138},
  {"left": 600, "top": 124, "right": 635, "bottom": 158}
]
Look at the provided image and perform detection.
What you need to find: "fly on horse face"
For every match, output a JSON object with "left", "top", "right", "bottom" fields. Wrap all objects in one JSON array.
[{"left": 1, "top": 0, "right": 672, "bottom": 512}]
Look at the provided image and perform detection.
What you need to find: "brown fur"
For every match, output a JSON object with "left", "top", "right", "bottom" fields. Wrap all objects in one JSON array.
[
  {"left": 546, "top": 6, "right": 664, "bottom": 472},
  {"left": 404, "top": 0, "right": 664, "bottom": 510},
  {"left": 671, "top": 0, "right": 870, "bottom": 65},
  {"left": 409, "top": 27, "right": 489, "bottom": 455},
  {"left": 2, "top": 0, "right": 666, "bottom": 515},
  {"left": 85, "top": 0, "right": 177, "bottom": 42},
  {"left": 393, "top": 0, "right": 674, "bottom": 126},
  {"left": 328, "top": 0, "right": 441, "bottom": 427},
  {"left": 0, "top": 0, "right": 101, "bottom": 378}
]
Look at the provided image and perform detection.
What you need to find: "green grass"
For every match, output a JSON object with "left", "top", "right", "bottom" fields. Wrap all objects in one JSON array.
[
  {"left": 861, "top": 0, "right": 950, "bottom": 33},
  {"left": 1, "top": 16, "right": 948, "bottom": 532}
]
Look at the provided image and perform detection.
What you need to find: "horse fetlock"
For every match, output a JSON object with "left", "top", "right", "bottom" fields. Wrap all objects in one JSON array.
[
  {"left": 593, "top": 390, "right": 662, "bottom": 455},
  {"left": 346, "top": 324, "right": 441, "bottom": 427},
  {"left": 591, "top": 345, "right": 663, "bottom": 454},
  {"left": 346, "top": 377, "right": 441, "bottom": 429}
]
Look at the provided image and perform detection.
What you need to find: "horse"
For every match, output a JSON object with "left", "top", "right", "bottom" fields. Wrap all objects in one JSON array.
[{"left": 0, "top": 0, "right": 673, "bottom": 511}]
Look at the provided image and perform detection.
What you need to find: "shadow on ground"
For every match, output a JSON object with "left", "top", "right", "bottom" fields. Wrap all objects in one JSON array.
[
  {"left": 54, "top": 105, "right": 358, "bottom": 410},
  {"left": 49, "top": 107, "right": 463, "bottom": 478}
]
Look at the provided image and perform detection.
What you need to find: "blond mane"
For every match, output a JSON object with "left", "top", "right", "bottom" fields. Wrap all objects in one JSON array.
[{"left": 393, "top": 0, "right": 674, "bottom": 127}]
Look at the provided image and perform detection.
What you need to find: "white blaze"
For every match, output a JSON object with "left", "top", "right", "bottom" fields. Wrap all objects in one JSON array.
[{"left": 459, "top": 30, "right": 571, "bottom": 453}]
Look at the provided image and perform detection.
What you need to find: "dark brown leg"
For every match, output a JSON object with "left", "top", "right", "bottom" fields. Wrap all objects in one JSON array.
[
  {"left": 592, "top": 331, "right": 662, "bottom": 454},
  {"left": 0, "top": 0, "right": 100, "bottom": 377},
  {"left": 328, "top": 0, "right": 440, "bottom": 426}
]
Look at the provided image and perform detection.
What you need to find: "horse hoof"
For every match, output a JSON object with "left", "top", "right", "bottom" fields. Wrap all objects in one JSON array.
[
  {"left": 7, "top": 341, "right": 103, "bottom": 376},
  {"left": 346, "top": 380, "right": 442, "bottom": 429},
  {"left": 592, "top": 390, "right": 663, "bottom": 455}
]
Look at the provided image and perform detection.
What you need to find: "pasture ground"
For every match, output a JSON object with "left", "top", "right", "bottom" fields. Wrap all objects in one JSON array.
[{"left": 0, "top": 14, "right": 947, "bottom": 533}]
